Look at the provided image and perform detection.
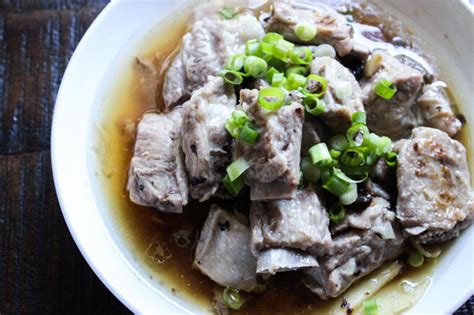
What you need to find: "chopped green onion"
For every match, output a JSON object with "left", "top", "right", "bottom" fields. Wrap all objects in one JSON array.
[
  {"left": 373, "top": 78, "right": 397, "bottom": 100},
  {"left": 225, "top": 119, "right": 241, "bottom": 138},
  {"left": 266, "top": 67, "right": 280, "bottom": 82},
  {"left": 339, "top": 183, "right": 358, "bottom": 205},
  {"left": 226, "top": 159, "right": 250, "bottom": 182},
  {"left": 335, "top": 81, "right": 352, "bottom": 100},
  {"left": 304, "top": 74, "right": 327, "bottom": 98},
  {"left": 341, "top": 148, "right": 365, "bottom": 166},
  {"left": 294, "top": 22, "right": 317, "bottom": 42},
  {"left": 287, "top": 73, "right": 307, "bottom": 90},
  {"left": 223, "top": 174, "right": 245, "bottom": 197},
  {"left": 313, "top": 44, "right": 336, "bottom": 58},
  {"left": 347, "top": 123, "right": 369, "bottom": 147},
  {"left": 329, "top": 149, "right": 341, "bottom": 159},
  {"left": 407, "top": 251, "right": 424, "bottom": 268},
  {"left": 323, "top": 173, "right": 352, "bottom": 195},
  {"left": 271, "top": 72, "right": 286, "bottom": 87},
  {"left": 258, "top": 87, "right": 285, "bottom": 111},
  {"left": 309, "top": 143, "right": 333, "bottom": 167},
  {"left": 351, "top": 111, "right": 366, "bottom": 125},
  {"left": 267, "top": 58, "right": 285, "bottom": 72},
  {"left": 333, "top": 167, "right": 367, "bottom": 184},
  {"left": 363, "top": 133, "right": 391, "bottom": 155},
  {"left": 227, "top": 53, "right": 246, "bottom": 72},
  {"left": 363, "top": 300, "right": 378, "bottom": 315},
  {"left": 385, "top": 151, "right": 398, "bottom": 167},
  {"left": 328, "top": 135, "right": 349, "bottom": 151},
  {"left": 223, "top": 287, "right": 245, "bottom": 310},
  {"left": 304, "top": 94, "right": 325, "bottom": 116},
  {"left": 341, "top": 164, "right": 369, "bottom": 180},
  {"left": 244, "top": 56, "right": 268, "bottom": 78},
  {"left": 219, "top": 8, "right": 237, "bottom": 19},
  {"left": 366, "top": 153, "right": 378, "bottom": 166},
  {"left": 328, "top": 204, "right": 346, "bottom": 223},
  {"left": 240, "top": 122, "right": 260, "bottom": 144},
  {"left": 291, "top": 47, "right": 313, "bottom": 65},
  {"left": 320, "top": 168, "right": 331, "bottom": 182},
  {"left": 272, "top": 39, "right": 295, "bottom": 62},
  {"left": 301, "top": 157, "right": 321, "bottom": 183},
  {"left": 285, "top": 65, "right": 308, "bottom": 77},
  {"left": 232, "top": 110, "right": 249, "bottom": 126},
  {"left": 245, "top": 39, "right": 262, "bottom": 57},
  {"left": 260, "top": 32, "right": 283, "bottom": 54},
  {"left": 218, "top": 70, "right": 244, "bottom": 85}
]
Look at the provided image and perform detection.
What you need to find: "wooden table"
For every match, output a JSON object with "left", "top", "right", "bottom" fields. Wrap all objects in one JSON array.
[{"left": 0, "top": 1, "right": 471, "bottom": 313}]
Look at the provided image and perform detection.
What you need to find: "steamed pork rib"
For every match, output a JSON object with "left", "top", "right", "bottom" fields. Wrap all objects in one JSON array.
[
  {"left": 250, "top": 185, "right": 332, "bottom": 272},
  {"left": 163, "top": 10, "right": 264, "bottom": 110},
  {"left": 303, "top": 198, "right": 405, "bottom": 299},
  {"left": 256, "top": 248, "right": 318, "bottom": 274},
  {"left": 233, "top": 89, "right": 304, "bottom": 200},
  {"left": 395, "top": 127, "right": 473, "bottom": 243},
  {"left": 310, "top": 57, "right": 365, "bottom": 132},
  {"left": 264, "top": 0, "right": 354, "bottom": 56},
  {"left": 194, "top": 205, "right": 258, "bottom": 292},
  {"left": 181, "top": 76, "right": 236, "bottom": 201},
  {"left": 361, "top": 51, "right": 424, "bottom": 139},
  {"left": 416, "top": 83, "right": 462, "bottom": 137},
  {"left": 127, "top": 110, "right": 188, "bottom": 213}
]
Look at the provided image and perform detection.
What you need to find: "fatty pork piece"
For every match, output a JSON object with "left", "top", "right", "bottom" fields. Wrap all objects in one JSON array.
[
  {"left": 264, "top": 0, "right": 354, "bottom": 56},
  {"left": 233, "top": 89, "right": 304, "bottom": 200},
  {"left": 250, "top": 185, "right": 332, "bottom": 274},
  {"left": 162, "top": 9, "right": 264, "bottom": 110},
  {"left": 303, "top": 198, "right": 405, "bottom": 300},
  {"left": 416, "top": 82, "right": 462, "bottom": 137},
  {"left": 310, "top": 57, "right": 365, "bottom": 133},
  {"left": 194, "top": 205, "right": 258, "bottom": 292},
  {"left": 361, "top": 51, "right": 424, "bottom": 139},
  {"left": 127, "top": 110, "right": 188, "bottom": 213},
  {"left": 181, "top": 76, "right": 236, "bottom": 202},
  {"left": 395, "top": 127, "right": 474, "bottom": 243}
]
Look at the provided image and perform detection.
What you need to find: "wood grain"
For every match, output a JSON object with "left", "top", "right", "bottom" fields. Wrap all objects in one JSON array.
[{"left": 0, "top": 1, "right": 471, "bottom": 314}]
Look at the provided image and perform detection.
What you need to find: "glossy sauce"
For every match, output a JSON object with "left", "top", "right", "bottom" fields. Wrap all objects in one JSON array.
[{"left": 94, "top": 2, "right": 471, "bottom": 314}]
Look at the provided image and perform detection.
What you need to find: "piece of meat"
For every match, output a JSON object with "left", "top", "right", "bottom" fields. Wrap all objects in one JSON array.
[
  {"left": 163, "top": 10, "right": 264, "bottom": 111},
  {"left": 194, "top": 205, "right": 258, "bottom": 292},
  {"left": 416, "top": 82, "right": 462, "bottom": 137},
  {"left": 310, "top": 57, "right": 365, "bottom": 132},
  {"left": 264, "top": 0, "right": 354, "bottom": 56},
  {"left": 395, "top": 127, "right": 473, "bottom": 243},
  {"left": 233, "top": 89, "right": 304, "bottom": 200},
  {"left": 361, "top": 51, "right": 424, "bottom": 139},
  {"left": 303, "top": 198, "right": 406, "bottom": 299},
  {"left": 127, "top": 110, "right": 188, "bottom": 213},
  {"left": 256, "top": 248, "right": 318, "bottom": 275},
  {"left": 250, "top": 185, "right": 332, "bottom": 256},
  {"left": 301, "top": 116, "right": 328, "bottom": 154},
  {"left": 181, "top": 77, "right": 236, "bottom": 201}
]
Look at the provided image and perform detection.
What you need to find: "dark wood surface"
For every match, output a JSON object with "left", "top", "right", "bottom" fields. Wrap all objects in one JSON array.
[{"left": 0, "top": 1, "right": 471, "bottom": 314}]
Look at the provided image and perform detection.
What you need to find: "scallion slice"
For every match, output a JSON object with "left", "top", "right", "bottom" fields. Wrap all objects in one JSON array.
[
  {"left": 223, "top": 174, "right": 245, "bottom": 196},
  {"left": 266, "top": 67, "right": 280, "bottom": 82},
  {"left": 227, "top": 53, "right": 246, "bottom": 72},
  {"left": 329, "top": 149, "right": 341, "bottom": 159},
  {"left": 258, "top": 87, "right": 285, "bottom": 110},
  {"left": 219, "top": 8, "right": 237, "bottom": 20},
  {"left": 225, "top": 119, "right": 241, "bottom": 138},
  {"left": 244, "top": 56, "right": 268, "bottom": 78},
  {"left": 304, "top": 94, "right": 325, "bottom": 116},
  {"left": 260, "top": 32, "right": 283, "bottom": 54},
  {"left": 287, "top": 73, "right": 307, "bottom": 90},
  {"left": 304, "top": 74, "right": 327, "bottom": 98},
  {"left": 340, "top": 148, "right": 365, "bottom": 166},
  {"left": 328, "top": 135, "right": 349, "bottom": 151},
  {"left": 294, "top": 22, "right": 317, "bottom": 42},
  {"left": 363, "top": 133, "right": 392, "bottom": 155},
  {"left": 347, "top": 123, "right": 369, "bottom": 147},
  {"left": 363, "top": 299, "right": 378, "bottom": 315},
  {"left": 323, "top": 173, "right": 352, "bottom": 196},
  {"left": 240, "top": 122, "right": 260, "bottom": 144},
  {"left": 291, "top": 47, "right": 313, "bottom": 65},
  {"left": 373, "top": 78, "right": 397, "bottom": 100},
  {"left": 222, "top": 287, "right": 245, "bottom": 310},
  {"left": 328, "top": 204, "right": 346, "bottom": 223},
  {"left": 226, "top": 159, "right": 250, "bottom": 182},
  {"left": 351, "top": 111, "right": 367, "bottom": 125},
  {"left": 407, "top": 251, "right": 424, "bottom": 268},
  {"left": 231, "top": 110, "right": 249, "bottom": 126},
  {"left": 313, "top": 44, "right": 336, "bottom": 58},
  {"left": 385, "top": 151, "right": 398, "bottom": 167},
  {"left": 301, "top": 157, "right": 321, "bottom": 183},
  {"left": 309, "top": 143, "right": 333, "bottom": 167},
  {"left": 218, "top": 70, "right": 244, "bottom": 85},
  {"left": 245, "top": 39, "right": 262, "bottom": 57},
  {"left": 272, "top": 39, "right": 295, "bottom": 62},
  {"left": 271, "top": 72, "right": 286, "bottom": 87},
  {"left": 339, "top": 183, "right": 358, "bottom": 205},
  {"left": 285, "top": 65, "right": 308, "bottom": 77}
]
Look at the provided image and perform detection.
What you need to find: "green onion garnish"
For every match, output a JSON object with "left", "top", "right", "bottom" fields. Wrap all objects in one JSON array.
[
  {"left": 222, "top": 287, "right": 245, "bottom": 310},
  {"left": 351, "top": 111, "right": 366, "bottom": 125},
  {"left": 218, "top": 70, "right": 244, "bottom": 85},
  {"left": 219, "top": 8, "right": 237, "bottom": 20},
  {"left": 339, "top": 183, "right": 358, "bottom": 205},
  {"left": 271, "top": 72, "right": 286, "bottom": 87},
  {"left": 258, "top": 87, "right": 285, "bottom": 111},
  {"left": 225, "top": 118, "right": 241, "bottom": 138},
  {"left": 363, "top": 299, "right": 378, "bottom": 315},
  {"left": 244, "top": 56, "right": 268, "bottom": 78},
  {"left": 407, "top": 251, "right": 424, "bottom": 268},
  {"left": 260, "top": 32, "right": 283, "bottom": 54},
  {"left": 266, "top": 67, "right": 280, "bottom": 82},
  {"left": 347, "top": 123, "right": 369, "bottom": 147},
  {"left": 231, "top": 110, "right": 249, "bottom": 126},
  {"left": 329, "top": 149, "right": 341, "bottom": 159},
  {"left": 304, "top": 74, "right": 327, "bottom": 98},
  {"left": 291, "top": 47, "right": 313, "bottom": 65},
  {"left": 373, "top": 78, "right": 397, "bottom": 100},
  {"left": 223, "top": 174, "right": 245, "bottom": 197},
  {"left": 294, "top": 22, "right": 317, "bottom": 42},
  {"left": 385, "top": 151, "right": 398, "bottom": 167},
  {"left": 272, "top": 39, "right": 295, "bottom": 62},
  {"left": 328, "top": 204, "right": 346, "bottom": 223},
  {"left": 287, "top": 73, "right": 307, "bottom": 90},
  {"left": 245, "top": 39, "right": 262, "bottom": 57},
  {"left": 363, "top": 133, "right": 392, "bottom": 155},
  {"left": 226, "top": 53, "right": 246, "bottom": 72},
  {"left": 309, "top": 143, "right": 333, "bottom": 167},
  {"left": 328, "top": 135, "right": 349, "bottom": 152},
  {"left": 301, "top": 157, "right": 321, "bottom": 183},
  {"left": 303, "top": 94, "right": 325, "bottom": 116},
  {"left": 226, "top": 158, "right": 250, "bottom": 182},
  {"left": 239, "top": 122, "right": 260, "bottom": 144},
  {"left": 285, "top": 65, "right": 308, "bottom": 77},
  {"left": 340, "top": 148, "right": 365, "bottom": 166}
]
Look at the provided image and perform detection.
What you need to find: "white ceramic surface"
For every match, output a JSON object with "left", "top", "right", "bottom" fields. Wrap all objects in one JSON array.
[{"left": 52, "top": 0, "right": 474, "bottom": 314}]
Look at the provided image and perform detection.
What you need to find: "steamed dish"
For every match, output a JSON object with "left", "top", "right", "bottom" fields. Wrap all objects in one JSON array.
[{"left": 121, "top": 0, "right": 473, "bottom": 313}]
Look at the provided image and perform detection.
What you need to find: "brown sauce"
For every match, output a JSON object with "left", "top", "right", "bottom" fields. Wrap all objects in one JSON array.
[{"left": 94, "top": 2, "right": 472, "bottom": 314}]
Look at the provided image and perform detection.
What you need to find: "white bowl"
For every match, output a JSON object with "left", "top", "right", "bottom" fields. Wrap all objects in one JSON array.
[{"left": 52, "top": 0, "right": 474, "bottom": 313}]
